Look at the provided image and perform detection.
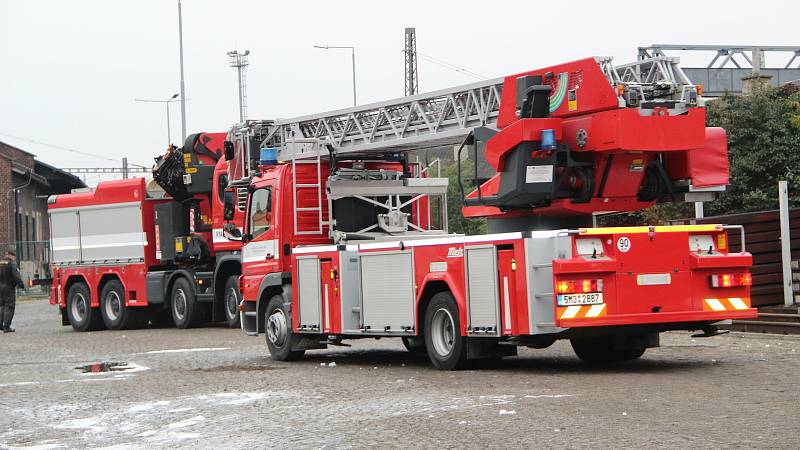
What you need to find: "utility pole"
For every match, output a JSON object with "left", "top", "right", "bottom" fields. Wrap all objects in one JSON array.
[
  {"left": 178, "top": 0, "right": 187, "bottom": 142},
  {"left": 227, "top": 50, "right": 250, "bottom": 122},
  {"left": 404, "top": 27, "right": 419, "bottom": 96},
  {"left": 122, "top": 158, "right": 129, "bottom": 179}
]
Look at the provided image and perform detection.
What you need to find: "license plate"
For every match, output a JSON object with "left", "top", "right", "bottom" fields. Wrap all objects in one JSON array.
[{"left": 557, "top": 292, "right": 604, "bottom": 306}]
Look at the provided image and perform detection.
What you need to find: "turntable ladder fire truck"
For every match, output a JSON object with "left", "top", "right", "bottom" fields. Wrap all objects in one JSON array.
[
  {"left": 225, "top": 55, "right": 754, "bottom": 369},
  {"left": 48, "top": 133, "right": 248, "bottom": 331}
]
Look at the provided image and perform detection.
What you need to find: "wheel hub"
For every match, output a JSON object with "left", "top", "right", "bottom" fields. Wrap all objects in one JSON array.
[
  {"left": 105, "top": 291, "right": 121, "bottom": 321},
  {"left": 431, "top": 308, "right": 455, "bottom": 357},
  {"left": 266, "top": 309, "right": 288, "bottom": 347},
  {"left": 72, "top": 293, "right": 87, "bottom": 321},
  {"left": 226, "top": 287, "right": 238, "bottom": 319},
  {"left": 174, "top": 289, "right": 187, "bottom": 320}
]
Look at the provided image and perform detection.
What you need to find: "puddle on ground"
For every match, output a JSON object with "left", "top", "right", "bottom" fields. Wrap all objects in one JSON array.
[{"left": 76, "top": 362, "right": 136, "bottom": 374}]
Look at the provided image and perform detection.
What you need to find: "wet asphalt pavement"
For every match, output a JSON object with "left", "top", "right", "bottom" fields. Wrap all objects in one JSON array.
[{"left": 1, "top": 298, "right": 799, "bottom": 449}]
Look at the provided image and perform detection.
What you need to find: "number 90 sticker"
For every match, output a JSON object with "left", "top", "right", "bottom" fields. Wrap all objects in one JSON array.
[{"left": 617, "top": 236, "right": 631, "bottom": 253}]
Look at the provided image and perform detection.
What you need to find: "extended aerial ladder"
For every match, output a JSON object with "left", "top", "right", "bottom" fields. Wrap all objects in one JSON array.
[{"left": 227, "top": 55, "right": 721, "bottom": 240}]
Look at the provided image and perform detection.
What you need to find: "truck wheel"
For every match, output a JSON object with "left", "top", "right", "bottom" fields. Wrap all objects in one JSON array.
[
  {"left": 401, "top": 337, "right": 427, "bottom": 354},
  {"left": 223, "top": 275, "right": 241, "bottom": 328},
  {"left": 100, "top": 280, "right": 140, "bottom": 330},
  {"left": 424, "top": 291, "right": 467, "bottom": 370},
  {"left": 570, "top": 336, "right": 646, "bottom": 363},
  {"left": 67, "top": 282, "right": 104, "bottom": 332},
  {"left": 170, "top": 277, "right": 204, "bottom": 329},
  {"left": 264, "top": 294, "right": 304, "bottom": 361}
]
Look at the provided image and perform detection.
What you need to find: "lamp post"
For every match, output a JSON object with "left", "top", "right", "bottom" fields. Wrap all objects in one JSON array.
[
  {"left": 177, "top": 0, "right": 187, "bottom": 141},
  {"left": 313, "top": 45, "right": 356, "bottom": 106},
  {"left": 135, "top": 93, "right": 180, "bottom": 145}
]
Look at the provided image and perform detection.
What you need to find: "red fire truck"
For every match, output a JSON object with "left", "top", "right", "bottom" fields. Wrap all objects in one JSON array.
[
  {"left": 228, "top": 55, "right": 755, "bottom": 369},
  {"left": 49, "top": 133, "right": 247, "bottom": 331}
]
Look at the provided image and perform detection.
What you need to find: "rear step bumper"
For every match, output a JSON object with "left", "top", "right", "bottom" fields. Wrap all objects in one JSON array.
[{"left": 560, "top": 308, "right": 757, "bottom": 328}]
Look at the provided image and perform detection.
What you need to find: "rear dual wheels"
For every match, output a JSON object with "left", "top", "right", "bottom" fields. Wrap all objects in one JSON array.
[
  {"left": 66, "top": 282, "right": 104, "bottom": 332},
  {"left": 570, "top": 335, "right": 646, "bottom": 363},
  {"left": 100, "top": 280, "right": 143, "bottom": 330},
  {"left": 264, "top": 294, "right": 305, "bottom": 361}
]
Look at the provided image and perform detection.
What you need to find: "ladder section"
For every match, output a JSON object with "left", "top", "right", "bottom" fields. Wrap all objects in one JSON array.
[
  {"left": 291, "top": 153, "right": 324, "bottom": 236},
  {"left": 263, "top": 77, "right": 505, "bottom": 160}
]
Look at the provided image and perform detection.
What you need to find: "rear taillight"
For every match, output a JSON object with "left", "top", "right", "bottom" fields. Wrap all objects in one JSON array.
[
  {"left": 709, "top": 273, "right": 752, "bottom": 288},
  {"left": 556, "top": 279, "right": 603, "bottom": 294}
]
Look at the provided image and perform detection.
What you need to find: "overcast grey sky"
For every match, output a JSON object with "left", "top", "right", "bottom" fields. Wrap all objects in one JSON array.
[{"left": 0, "top": 0, "right": 795, "bottom": 185}]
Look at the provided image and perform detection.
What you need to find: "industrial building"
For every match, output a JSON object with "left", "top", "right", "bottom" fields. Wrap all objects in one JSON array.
[{"left": 0, "top": 141, "right": 85, "bottom": 284}]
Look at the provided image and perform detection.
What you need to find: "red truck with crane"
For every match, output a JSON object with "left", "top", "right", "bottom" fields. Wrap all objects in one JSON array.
[
  {"left": 227, "top": 55, "right": 756, "bottom": 369},
  {"left": 48, "top": 132, "right": 248, "bottom": 331}
]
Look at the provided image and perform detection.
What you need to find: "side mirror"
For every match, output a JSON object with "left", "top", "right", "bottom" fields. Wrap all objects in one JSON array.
[
  {"left": 224, "top": 141, "right": 235, "bottom": 161},
  {"left": 223, "top": 190, "right": 236, "bottom": 221}
]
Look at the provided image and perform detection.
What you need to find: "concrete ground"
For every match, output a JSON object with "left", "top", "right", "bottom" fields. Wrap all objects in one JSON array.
[{"left": 1, "top": 299, "right": 798, "bottom": 449}]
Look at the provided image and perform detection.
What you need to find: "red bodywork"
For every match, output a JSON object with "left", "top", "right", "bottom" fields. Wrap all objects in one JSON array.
[
  {"left": 238, "top": 57, "right": 753, "bottom": 347},
  {"left": 49, "top": 132, "right": 244, "bottom": 315},
  {"left": 286, "top": 227, "right": 755, "bottom": 338},
  {"left": 463, "top": 58, "right": 727, "bottom": 218},
  {"left": 49, "top": 178, "right": 162, "bottom": 309}
]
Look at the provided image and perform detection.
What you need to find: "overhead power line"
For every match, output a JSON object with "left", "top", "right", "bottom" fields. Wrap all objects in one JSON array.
[
  {"left": 416, "top": 52, "right": 487, "bottom": 80},
  {"left": 0, "top": 132, "right": 149, "bottom": 168}
]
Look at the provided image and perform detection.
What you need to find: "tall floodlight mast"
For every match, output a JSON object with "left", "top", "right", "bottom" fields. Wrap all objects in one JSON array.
[{"left": 228, "top": 50, "right": 250, "bottom": 123}]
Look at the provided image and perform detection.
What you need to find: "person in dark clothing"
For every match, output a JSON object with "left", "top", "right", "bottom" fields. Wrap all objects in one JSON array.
[{"left": 0, "top": 250, "right": 25, "bottom": 333}]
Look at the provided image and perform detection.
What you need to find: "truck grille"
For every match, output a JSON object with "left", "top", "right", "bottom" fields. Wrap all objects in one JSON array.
[{"left": 237, "top": 187, "right": 248, "bottom": 211}]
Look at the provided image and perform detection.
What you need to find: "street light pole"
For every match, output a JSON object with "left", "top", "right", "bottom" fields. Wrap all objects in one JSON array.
[
  {"left": 178, "top": 0, "right": 187, "bottom": 142},
  {"left": 314, "top": 45, "right": 357, "bottom": 106},
  {"left": 350, "top": 47, "right": 356, "bottom": 106},
  {"left": 135, "top": 93, "right": 180, "bottom": 146}
]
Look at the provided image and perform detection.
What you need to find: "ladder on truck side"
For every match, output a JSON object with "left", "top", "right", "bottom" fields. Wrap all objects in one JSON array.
[
  {"left": 287, "top": 138, "right": 325, "bottom": 235},
  {"left": 260, "top": 56, "right": 700, "bottom": 162}
]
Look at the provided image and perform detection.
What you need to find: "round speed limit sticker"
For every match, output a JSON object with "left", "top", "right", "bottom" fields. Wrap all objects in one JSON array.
[{"left": 617, "top": 236, "right": 631, "bottom": 253}]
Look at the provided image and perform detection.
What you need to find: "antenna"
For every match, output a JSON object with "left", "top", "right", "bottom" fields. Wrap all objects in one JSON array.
[
  {"left": 228, "top": 50, "right": 250, "bottom": 122},
  {"left": 404, "top": 28, "right": 418, "bottom": 96}
]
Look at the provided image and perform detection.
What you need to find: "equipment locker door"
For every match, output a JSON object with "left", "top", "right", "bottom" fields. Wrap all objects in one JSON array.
[
  {"left": 465, "top": 245, "right": 500, "bottom": 336},
  {"left": 296, "top": 256, "right": 322, "bottom": 332}
]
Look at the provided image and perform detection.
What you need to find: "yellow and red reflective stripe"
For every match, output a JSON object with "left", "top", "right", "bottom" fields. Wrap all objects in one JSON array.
[
  {"left": 558, "top": 303, "right": 607, "bottom": 320},
  {"left": 703, "top": 297, "right": 751, "bottom": 312}
]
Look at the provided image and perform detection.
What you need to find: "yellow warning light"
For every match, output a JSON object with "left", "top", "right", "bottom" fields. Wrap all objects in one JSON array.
[
  {"left": 329, "top": 270, "right": 335, "bottom": 280},
  {"left": 717, "top": 233, "right": 727, "bottom": 251},
  {"left": 511, "top": 259, "right": 516, "bottom": 271},
  {"left": 197, "top": 279, "right": 204, "bottom": 285}
]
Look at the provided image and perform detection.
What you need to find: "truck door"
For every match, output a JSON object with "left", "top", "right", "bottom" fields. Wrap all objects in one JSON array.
[{"left": 242, "top": 184, "right": 280, "bottom": 299}]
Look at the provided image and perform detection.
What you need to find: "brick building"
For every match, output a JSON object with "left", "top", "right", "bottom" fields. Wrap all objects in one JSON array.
[{"left": 0, "top": 141, "right": 85, "bottom": 283}]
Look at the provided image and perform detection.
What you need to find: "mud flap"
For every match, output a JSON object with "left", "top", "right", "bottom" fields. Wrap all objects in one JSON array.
[
  {"left": 466, "top": 338, "right": 518, "bottom": 359},
  {"left": 292, "top": 335, "right": 328, "bottom": 351}
]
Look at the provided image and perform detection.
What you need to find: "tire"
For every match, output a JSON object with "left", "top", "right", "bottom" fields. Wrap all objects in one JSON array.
[
  {"left": 264, "top": 294, "right": 305, "bottom": 361},
  {"left": 401, "top": 337, "right": 427, "bottom": 354},
  {"left": 223, "top": 275, "right": 241, "bottom": 328},
  {"left": 170, "top": 277, "right": 205, "bottom": 329},
  {"left": 100, "top": 280, "right": 141, "bottom": 330},
  {"left": 66, "top": 282, "right": 104, "bottom": 332},
  {"left": 570, "top": 335, "right": 646, "bottom": 363},
  {"left": 424, "top": 291, "right": 467, "bottom": 370}
]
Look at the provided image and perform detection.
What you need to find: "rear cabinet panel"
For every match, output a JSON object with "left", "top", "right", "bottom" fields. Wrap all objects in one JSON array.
[
  {"left": 360, "top": 251, "right": 415, "bottom": 333},
  {"left": 50, "top": 210, "right": 81, "bottom": 264},
  {"left": 464, "top": 246, "right": 500, "bottom": 336},
  {"left": 296, "top": 256, "right": 322, "bottom": 332}
]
